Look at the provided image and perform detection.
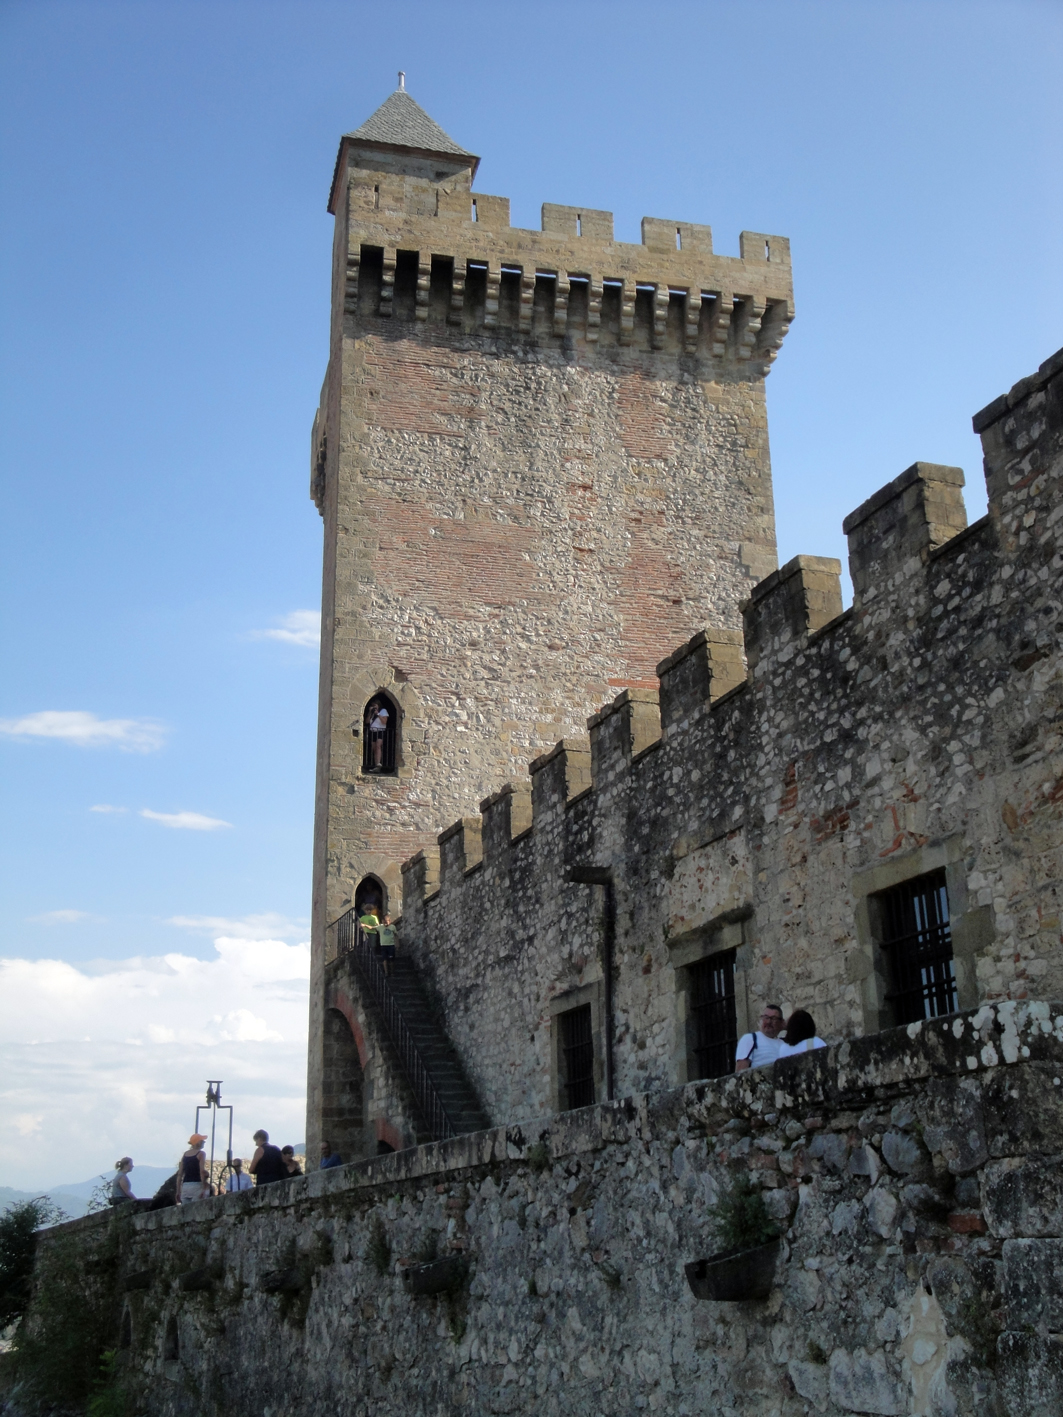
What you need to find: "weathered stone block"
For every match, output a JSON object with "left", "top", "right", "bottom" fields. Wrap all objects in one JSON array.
[
  {"left": 983, "top": 1063, "right": 1063, "bottom": 1155},
  {"left": 828, "top": 1347, "right": 906, "bottom": 1415},
  {"left": 983, "top": 1157, "right": 1063, "bottom": 1238},
  {"left": 1003, "top": 1238, "right": 1063, "bottom": 1330}
]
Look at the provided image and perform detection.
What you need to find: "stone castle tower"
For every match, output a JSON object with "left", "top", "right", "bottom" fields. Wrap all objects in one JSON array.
[{"left": 306, "top": 82, "right": 794, "bottom": 1145}]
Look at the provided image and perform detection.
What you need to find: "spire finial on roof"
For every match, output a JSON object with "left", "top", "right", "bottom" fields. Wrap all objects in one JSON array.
[{"left": 398, "top": 70, "right": 405, "bottom": 91}]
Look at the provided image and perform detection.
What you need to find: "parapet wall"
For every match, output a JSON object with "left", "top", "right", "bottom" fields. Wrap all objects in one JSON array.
[
  {"left": 386, "top": 347, "right": 1063, "bottom": 1130},
  {"left": 326, "top": 123, "right": 794, "bottom": 383},
  {"left": 33, "top": 1002, "right": 1063, "bottom": 1416}
]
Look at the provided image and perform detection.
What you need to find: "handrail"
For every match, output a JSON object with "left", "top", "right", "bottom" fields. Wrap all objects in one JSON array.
[{"left": 332, "top": 908, "right": 456, "bottom": 1142}]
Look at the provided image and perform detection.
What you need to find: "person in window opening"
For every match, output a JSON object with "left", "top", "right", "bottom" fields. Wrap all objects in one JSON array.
[
  {"left": 319, "top": 1139, "right": 343, "bottom": 1170},
  {"left": 367, "top": 700, "right": 390, "bottom": 771},
  {"left": 734, "top": 1004, "right": 784, "bottom": 1071},
  {"left": 378, "top": 913, "right": 398, "bottom": 975},
  {"left": 110, "top": 1157, "right": 135, "bottom": 1205},
  {"left": 176, "top": 1134, "right": 209, "bottom": 1203},
  {"left": 777, "top": 1009, "right": 827, "bottom": 1057},
  {"left": 358, "top": 902, "right": 381, "bottom": 952}
]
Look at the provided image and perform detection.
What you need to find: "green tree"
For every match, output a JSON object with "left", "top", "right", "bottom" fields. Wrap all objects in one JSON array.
[{"left": 0, "top": 1198, "right": 67, "bottom": 1328}]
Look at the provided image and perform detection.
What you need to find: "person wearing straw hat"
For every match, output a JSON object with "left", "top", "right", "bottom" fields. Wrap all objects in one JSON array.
[{"left": 176, "top": 1133, "right": 209, "bottom": 1204}]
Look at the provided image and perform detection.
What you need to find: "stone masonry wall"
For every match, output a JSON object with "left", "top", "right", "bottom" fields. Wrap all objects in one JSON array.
[
  {"left": 388, "top": 348, "right": 1063, "bottom": 1132},
  {"left": 307, "top": 103, "right": 795, "bottom": 1155},
  {"left": 33, "top": 1002, "right": 1063, "bottom": 1417}
]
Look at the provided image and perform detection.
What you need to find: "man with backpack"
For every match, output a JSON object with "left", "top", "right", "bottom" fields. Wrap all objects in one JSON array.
[{"left": 734, "top": 1004, "right": 785, "bottom": 1071}]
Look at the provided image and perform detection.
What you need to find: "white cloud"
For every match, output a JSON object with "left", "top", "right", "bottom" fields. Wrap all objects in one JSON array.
[
  {"left": 0, "top": 711, "right": 166, "bottom": 753},
  {"left": 0, "top": 934, "right": 310, "bottom": 1190},
  {"left": 251, "top": 610, "right": 320, "bottom": 648},
  {"left": 29, "top": 910, "right": 94, "bottom": 925},
  {"left": 141, "top": 809, "right": 232, "bottom": 831},
  {"left": 168, "top": 912, "right": 306, "bottom": 941},
  {"left": 90, "top": 804, "right": 127, "bottom": 814}
]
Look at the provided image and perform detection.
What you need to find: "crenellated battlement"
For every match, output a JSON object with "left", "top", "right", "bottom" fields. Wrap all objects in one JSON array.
[
  {"left": 330, "top": 102, "right": 792, "bottom": 369},
  {"left": 338, "top": 189, "right": 792, "bottom": 367},
  {"left": 389, "top": 347, "right": 1063, "bottom": 1130}
]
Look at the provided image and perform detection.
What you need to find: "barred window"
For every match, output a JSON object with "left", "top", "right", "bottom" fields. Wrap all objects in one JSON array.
[
  {"left": 558, "top": 1004, "right": 595, "bottom": 1110},
  {"left": 876, "top": 869, "right": 958, "bottom": 1024},
  {"left": 687, "top": 950, "right": 738, "bottom": 1079}
]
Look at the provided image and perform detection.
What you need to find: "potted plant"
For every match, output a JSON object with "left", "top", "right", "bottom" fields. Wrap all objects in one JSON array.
[
  {"left": 400, "top": 1253, "right": 468, "bottom": 1297},
  {"left": 685, "top": 1173, "right": 781, "bottom": 1302}
]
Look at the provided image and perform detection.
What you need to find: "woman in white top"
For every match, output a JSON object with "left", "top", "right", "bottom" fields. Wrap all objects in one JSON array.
[
  {"left": 776, "top": 1010, "right": 828, "bottom": 1057},
  {"left": 368, "top": 702, "right": 389, "bottom": 770}
]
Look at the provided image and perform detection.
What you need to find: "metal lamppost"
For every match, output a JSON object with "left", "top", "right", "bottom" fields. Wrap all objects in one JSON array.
[{"left": 194, "top": 1080, "right": 234, "bottom": 1194}]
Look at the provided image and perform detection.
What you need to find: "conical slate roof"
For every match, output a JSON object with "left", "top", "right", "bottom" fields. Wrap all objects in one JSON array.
[{"left": 346, "top": 89, "right": 473, "bottom": 159}]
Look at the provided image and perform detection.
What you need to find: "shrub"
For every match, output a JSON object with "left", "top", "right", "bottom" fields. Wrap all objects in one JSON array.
[
  {"left": 0, "top": 1198, "right": 67, "bottom": 1328},
  {"left": 414, "top": 1230, "right": 439, "bottom": 1264},
  {"left": 87, "top": 1348, "right": 126, "bottom": 1417},
  {"left": 708, "top": 1174, "right": 778, "bottom": 1253},
  {"left": 11, "top": 1224, "right": 116, "bottom": 1410},
  {"left": 525, "top": 1141, "right": 550, "bottom": 1174}
]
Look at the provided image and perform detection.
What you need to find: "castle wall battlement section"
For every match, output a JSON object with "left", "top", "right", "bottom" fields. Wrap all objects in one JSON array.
[
  {"left": 35, "top": 1001, "right": 1063, "bottom": 1417},
  {"left": 374, "top": 348, "right": 1063, "bottom": 1134}
]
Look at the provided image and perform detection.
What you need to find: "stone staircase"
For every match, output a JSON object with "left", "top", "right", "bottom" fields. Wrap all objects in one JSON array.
[
  {"left": 336, "top": 919, "right": 490, "bottom": 1142},
  {"left": 379, "top": 956, "right": 491, "bottom": 1139}
]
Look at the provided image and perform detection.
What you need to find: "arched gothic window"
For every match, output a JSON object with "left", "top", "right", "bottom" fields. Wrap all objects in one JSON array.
[{"left": 361, "top": 692, "right": 397, "bottom": 774}]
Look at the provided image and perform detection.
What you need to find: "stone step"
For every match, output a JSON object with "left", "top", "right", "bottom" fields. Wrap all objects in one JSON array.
[{"left": 354, "top": 953, "right": 490, "bottom": 1137}]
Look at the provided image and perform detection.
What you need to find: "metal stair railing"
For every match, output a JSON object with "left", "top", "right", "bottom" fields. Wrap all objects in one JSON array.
[{"left": 333, "top": 907, "right": 456, "bottom": 1142}]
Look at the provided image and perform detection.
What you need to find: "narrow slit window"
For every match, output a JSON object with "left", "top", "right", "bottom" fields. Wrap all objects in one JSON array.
[
  {"left": 559, "top": 1004, "right": 594, "bottom": 1110},
  {"left": 688, "top": 950, "right": 738, "bottom": 1079},
  {"left": 764, "top": 240, "right": 770, "bottom": 260},
  {"left": 876, "top": 870, "right": 957, "bottom": 1024},
  {"left": 374, "top": 185, "right": 379, "bottom": 210},
  {"left": 576, "top": 214, "right": 582, "bottom": 236},
  {"left": 471, "top": 198, "right": 478, "bottom": 222},
  {"left": 676, "top": 227, "right": 682, "bottom": 251}
]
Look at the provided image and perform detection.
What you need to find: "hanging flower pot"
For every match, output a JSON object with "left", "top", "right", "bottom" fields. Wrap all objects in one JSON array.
[
  {"left": 401, "top": 1253, "right": 467, "bottom": 1297},
  {"left": 685, "top": 1237, "right": 781, "bottom": 1302}
]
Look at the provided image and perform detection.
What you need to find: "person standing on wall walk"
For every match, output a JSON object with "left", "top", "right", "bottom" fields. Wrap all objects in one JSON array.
[
  {"left": 176, "top": 1134, "right": 209, "bottom": 1203},
  {"left": 248, "top": 1130, "right": 289, "bottom": 1186},
  {"left": 734, "top": 1004, "right": 785, "bottom": 1071}
]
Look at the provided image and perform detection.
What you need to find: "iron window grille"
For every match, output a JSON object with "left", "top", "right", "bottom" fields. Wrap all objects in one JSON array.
[
  {"left": 558, "top": 1004, "right": 595, "bottom": 1111},
  {"left": 362, "top": 695, "right": 397, "bottom": 774},
  {"left": 877, "top": 869, "right": 958, "bottom": 1024},
  {"left": 688, "top": 950, "right": 738, "bottom": 1079}
]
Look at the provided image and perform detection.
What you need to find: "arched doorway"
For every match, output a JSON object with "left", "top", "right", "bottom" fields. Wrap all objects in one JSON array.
[
  {"left": 355, "top": 875, "right": 386, "bottom": 918},
  {"left": 321, "top": 1008, "right": 366, "bottom": 1162}
]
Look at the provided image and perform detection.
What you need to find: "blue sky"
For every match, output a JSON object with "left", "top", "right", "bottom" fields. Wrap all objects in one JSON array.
[{"left": 1, "top": 0, "right": 1060, "bottom": 1186}]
